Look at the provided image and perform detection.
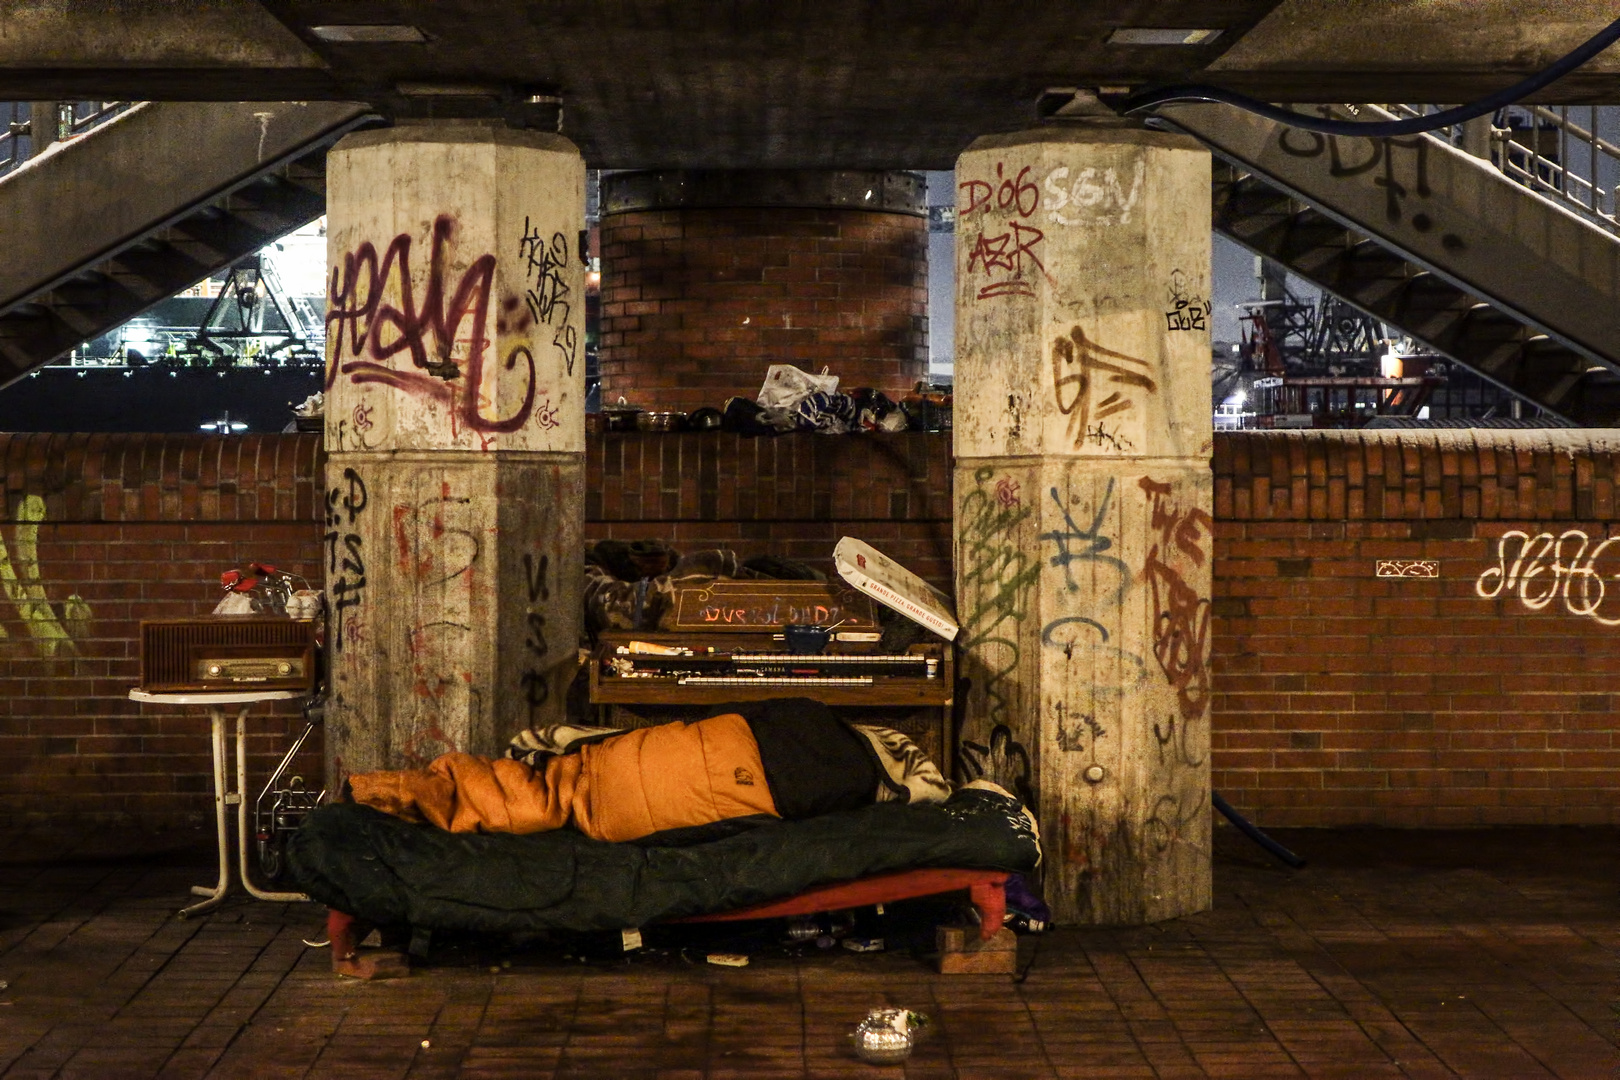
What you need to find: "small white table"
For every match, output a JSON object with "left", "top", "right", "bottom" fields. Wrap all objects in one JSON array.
[{"left": 129, "top": 688, "right": 313, "bottom": 917}]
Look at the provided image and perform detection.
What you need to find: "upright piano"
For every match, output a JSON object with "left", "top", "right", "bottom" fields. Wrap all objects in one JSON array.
[{"left": 588, "top": 580, "right": 954, "bottom": 769}]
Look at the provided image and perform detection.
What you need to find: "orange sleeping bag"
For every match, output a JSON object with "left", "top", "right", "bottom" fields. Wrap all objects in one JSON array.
[{"left": 347, "top": 713, "right": 779, "bottom": 843}]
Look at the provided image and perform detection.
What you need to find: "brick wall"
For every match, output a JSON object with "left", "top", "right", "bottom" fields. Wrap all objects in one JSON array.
[
  {"left": 4, "top": 428, "right": 1617, "bottom": 830},
  {"left": 597, "top": 208, "right": 930, "bottom": 413},
  {"left": 0, "top": 434, "right": 324, "bottom": 831},
  {"left": 585, "top": 431, "right": 953, "bottom": 587},
  {"left": 1212, "top": 430, "right": 1620, "bottom": 826}
]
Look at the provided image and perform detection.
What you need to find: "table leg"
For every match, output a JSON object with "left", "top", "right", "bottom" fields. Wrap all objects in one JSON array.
[
  {"left": 179, "top": 706, "right": 233, "bottom": 918},
  {"left": 235, "top": 707, "right": 310, "bottom": 903}
]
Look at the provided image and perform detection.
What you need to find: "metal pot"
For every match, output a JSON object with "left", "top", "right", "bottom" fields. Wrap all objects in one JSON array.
[
  {"left": 602, "top": 403, "right": 643, "bottom": 432},
  {"left": 637, "top": 411, "right": 688, "bottom": 433},
  {"left": 688, "top": 406, "right": 724, "bottom": 431}
]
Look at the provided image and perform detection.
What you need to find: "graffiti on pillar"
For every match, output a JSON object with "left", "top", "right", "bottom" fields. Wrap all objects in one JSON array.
[
  {"left": 324, "top": 468, "right": 368, "bottom": 652},
  {"left": 959, "top": 163, "right": 1053, "bottom": 301},
  {"left": 957, "top": 724, "right": 1033, "bottom": 805},
  {"left": 1164, "top": 269, "right": 1211, "bottom": 333},
  {"left": 393, "top": 487, "right": 480, "bottom": 588},
  {"left": 957, "top": 466, "right": 1040, "bottom": 787},
  {"left": 326, "top": 214, "right": 547, "bottom": 436},
  {"left": 0, "top": 495, "right": 90, "bottom": 658},
  {"left": 1052, "top": 325, "right": 1157, "bottom": 451},
  {"left": 519, "top": 218, "right": 578, "bottom": 377},
  {"left": 1042, "top": 161, "right": 1145, "bottom": 227},
  {"left": 1037, "top": 480, "right": 1131, "bottom": 650},
  {"left": 1138, "top": 477, "right": 1212, "bottom": 727},
  {"left": 1051, "top": 700, "right": 1106, "bottom": 753},
  {"left": 520, "top": 550, "right": 553, "bottom": 717},
  {"left": 1476, "top": 529, "right": 1620, "bottom": 625}
]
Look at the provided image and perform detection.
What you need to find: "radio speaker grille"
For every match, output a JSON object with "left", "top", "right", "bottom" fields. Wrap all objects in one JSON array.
[{"left": 140, "top": 617, "right": 317, "bottom": 693}]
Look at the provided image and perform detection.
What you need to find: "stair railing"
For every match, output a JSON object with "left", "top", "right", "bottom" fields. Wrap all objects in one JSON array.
[
  {"left": 0, "top": 102, "right": 31, "bottom": 176},
  {"left": 1383, "top": 103, "right": 1620, "bottom": 238},
  {"left": 0, "top": 100, "right": 142, "bottom": 181}
]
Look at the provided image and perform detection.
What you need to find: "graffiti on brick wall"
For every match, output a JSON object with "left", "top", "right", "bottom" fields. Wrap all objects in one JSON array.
[
  {"left": 0, "top": 495, "right": 91, "bottom": 657},
  {"left": 326, "top": 214, "right": 561, "bottom": 438},
  {"left": 1476, "top": 529, "right": 1620, "bottom": 625}
]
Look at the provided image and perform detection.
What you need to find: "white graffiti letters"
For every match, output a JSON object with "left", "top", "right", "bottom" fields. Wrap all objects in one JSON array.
[
  {"left": 1043, "top": 161, "right": 1145, "bottom": 226},
  {"left": 1476, "top": 529, "right": 1620, "bottom": 626}
]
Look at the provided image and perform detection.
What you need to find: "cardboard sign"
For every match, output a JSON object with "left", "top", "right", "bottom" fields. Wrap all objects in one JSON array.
[
  {"left": 670, "top": 581, "right": 880, "bottom": 632},
  {"left": 834, "top": 537, "right": 958, "bottom": 641}
]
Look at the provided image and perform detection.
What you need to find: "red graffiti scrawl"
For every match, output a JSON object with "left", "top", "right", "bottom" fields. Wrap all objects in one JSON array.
[{"left": 326, "top": 214, "right": 536, "bottom": 434}]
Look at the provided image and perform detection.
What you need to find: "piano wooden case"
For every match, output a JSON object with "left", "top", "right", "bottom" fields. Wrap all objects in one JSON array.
[{"left": 588, "top": 581, "right": 955, "bottom": 767}]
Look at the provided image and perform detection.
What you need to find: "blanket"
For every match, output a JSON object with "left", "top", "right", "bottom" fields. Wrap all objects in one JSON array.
[{"left": 287, "top": 783, "right": 1040, "bottom": 934}]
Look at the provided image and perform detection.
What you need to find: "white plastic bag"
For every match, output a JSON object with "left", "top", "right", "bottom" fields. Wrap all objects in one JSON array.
[{"left": 756, "top": 364, "right": 838, "bottom": 411}]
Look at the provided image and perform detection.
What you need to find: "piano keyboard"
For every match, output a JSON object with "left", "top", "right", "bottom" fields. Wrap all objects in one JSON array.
[
  {"left": 678, "top": 675, "right": 875, "bottom": 687},
  {"left": 730, "top": 653, "right": 922, "bottom": 664}
]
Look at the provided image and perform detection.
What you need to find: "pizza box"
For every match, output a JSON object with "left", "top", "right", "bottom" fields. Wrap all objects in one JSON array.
[{"left": 833, "top": 536, "right": 959, "bottom": 642}]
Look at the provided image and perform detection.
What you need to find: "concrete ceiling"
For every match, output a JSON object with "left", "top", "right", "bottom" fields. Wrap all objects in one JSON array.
[{"left": 3, "top": 1, "right": 1620, "bottom": 168}]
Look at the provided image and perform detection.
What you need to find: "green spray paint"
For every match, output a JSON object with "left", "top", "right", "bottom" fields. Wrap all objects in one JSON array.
[{"left": 0, "top": 495, "right": 89, "bottom": 657}]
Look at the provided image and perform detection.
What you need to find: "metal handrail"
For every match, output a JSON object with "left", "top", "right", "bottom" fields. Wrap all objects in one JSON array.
[
  {"left": 0, "top": 102, "right": 28, "bottom": 177},
  {"left": 1383, "top": 102, "right": 1620, "bottom": 238},
  {"left": 0, "top": 100, "right": 142, "bottom": 181},
  {"left": 68, "top": 100, "right": 136, "bottom": 136}
]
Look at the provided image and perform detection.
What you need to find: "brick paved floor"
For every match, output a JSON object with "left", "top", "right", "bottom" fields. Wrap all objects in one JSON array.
[{"left": 0, "top": 824, "right": 1614, "bottom": 1079}]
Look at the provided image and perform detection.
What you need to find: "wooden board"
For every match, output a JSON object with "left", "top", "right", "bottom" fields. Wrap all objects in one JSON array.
[{"left": 669, "top": 581, "right": 880, "bottom": 632}]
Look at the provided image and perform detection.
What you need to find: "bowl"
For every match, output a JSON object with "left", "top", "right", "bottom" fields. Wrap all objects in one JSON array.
[{"left": 637, "top": 411, "right": 688, "bottom": 432}]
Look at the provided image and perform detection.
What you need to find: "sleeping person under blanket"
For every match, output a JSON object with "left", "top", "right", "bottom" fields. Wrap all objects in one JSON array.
[{"left": 347, "top": 698, "right": 953, "bottom": 843}]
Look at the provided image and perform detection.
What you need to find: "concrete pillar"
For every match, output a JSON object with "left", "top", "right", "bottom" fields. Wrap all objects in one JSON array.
[
  {"left": 28, "top": 102, "right": 58, "bottom": 156},
  {"left": 322, "top": 122, "right": 585, "bottom": 781},
  {"left": 598, "top": 170, "right": 928, "bottom": 413},
  {"left": 952, "top": 126, "right": 1213, "bottom": 925}
]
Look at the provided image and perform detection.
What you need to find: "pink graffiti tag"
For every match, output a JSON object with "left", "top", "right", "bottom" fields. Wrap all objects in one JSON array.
[{"left": 326, "top": 214, "right": 536, "bottom": 434}]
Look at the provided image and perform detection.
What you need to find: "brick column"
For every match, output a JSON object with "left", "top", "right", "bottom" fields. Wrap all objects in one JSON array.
[
  {"left": 953, "top": 127, "right": 1214, "bottom": 925},
  {"left": 322, "top": 122, "right": 586, "bottom": 779},
  {"left": 597, "top": 170, "right": 928, "bottom": 413}
]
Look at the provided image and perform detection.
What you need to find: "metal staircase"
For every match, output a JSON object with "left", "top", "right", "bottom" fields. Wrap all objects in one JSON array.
[
  {"left": 1165, "top": 103, "right": 1620, "bottom": 426},
  {"left": 0, "top": 100, "right": 374, "bottom": 388}
]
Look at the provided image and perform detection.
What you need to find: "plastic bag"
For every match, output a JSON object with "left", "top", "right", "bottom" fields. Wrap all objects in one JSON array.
[
  {"left": 756, "top": 364, "right": 838, "bottom": 411},
  {"left": 212, "top": 562, "right": 306, "bottom": 616}
]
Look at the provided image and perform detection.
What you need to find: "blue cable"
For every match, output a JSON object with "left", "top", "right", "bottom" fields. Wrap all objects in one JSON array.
[{"left": 1122, "top": 16, "right": 1620, "bottom": 137}]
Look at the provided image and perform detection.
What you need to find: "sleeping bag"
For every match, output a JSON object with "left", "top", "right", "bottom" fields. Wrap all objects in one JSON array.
[{"left": 347, "top": 698, "right": 949, "bottom": 843}]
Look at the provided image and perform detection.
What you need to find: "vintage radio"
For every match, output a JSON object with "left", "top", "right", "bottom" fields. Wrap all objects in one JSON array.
[{"left": 139, "top": 616, "right": 318, "bottom": 693}]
